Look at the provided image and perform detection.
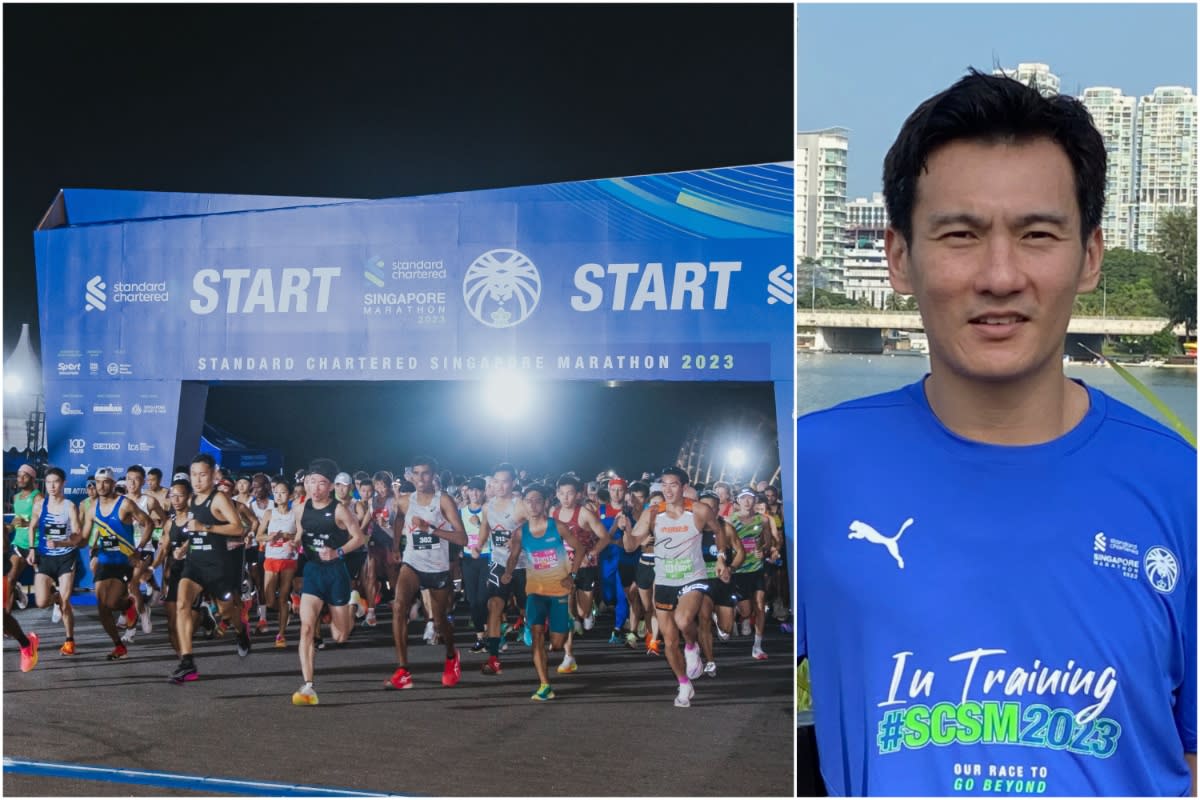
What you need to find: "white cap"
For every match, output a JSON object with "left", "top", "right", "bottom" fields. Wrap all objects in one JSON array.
[
  {"left": 334, "top": 472, "right": 353, "bottom": 486},
  {"left": 95, "top": 467, "right": 115, "bottom": 481}
]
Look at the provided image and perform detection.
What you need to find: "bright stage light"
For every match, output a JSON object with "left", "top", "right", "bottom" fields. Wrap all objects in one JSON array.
[
  {"left": 4, "top": 373, "right": 24, "bottom": 394},
  {"left": 481, "top": 369, "right": 532, "bottom": 421},
  {"left": 727, "top": 447, "right": 747, "bottom": 469}
]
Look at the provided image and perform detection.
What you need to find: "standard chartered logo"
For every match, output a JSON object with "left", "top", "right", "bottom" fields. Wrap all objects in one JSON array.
[
  {"left": 85, "top": 276, "right": 107, "bottom": 311},
  {"left": 1093, "top": 532, "right": 1107, "bottom": 552},
  {"left": 463, "top": 249, "right": 541, "bottom": 328},
  {"left": 767, "top": 264, "right": 793, "bottom": 305}
]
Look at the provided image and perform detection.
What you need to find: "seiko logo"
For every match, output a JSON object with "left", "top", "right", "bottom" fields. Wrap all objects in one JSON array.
[
  {"left": 57, "top": 362, "right": 81, "bottom": 376},
  {"left": 190, "top": 268, "right": 340, "bottom": 314},
  {"left": 570, "top": 261, "right": 742, "bottom": 311},
  {"left": 463, "top": 249, "right": 541, "bottom": 328},
  {"left": 69, "top": 438, "right": 86, "bottom": 454},
  {"left": 60, "top": 403, "right": 84, "bottom": 416},
  {"left": 93, "top": 442, "right": 120, "bottom": 451}
]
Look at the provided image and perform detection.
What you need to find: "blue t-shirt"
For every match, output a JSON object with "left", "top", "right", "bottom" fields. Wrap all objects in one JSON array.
[{"left": 796, "top": 379, "right": 1196, "bottom": 796}]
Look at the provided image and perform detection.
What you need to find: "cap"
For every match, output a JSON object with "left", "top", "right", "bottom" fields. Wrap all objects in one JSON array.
[
  {"left": 334, "top": 472, "right": 353, "bottom": 486},
  {"left": 737, "top": 488, "right": 757, "bottom": 500},
  {"left": 607, "top": 476, "right": 628, "bottom": 488},
  {"left": 466, "top": 476, "right": 487, "bottom": 491},
  {"left": 95, "top": 467, "right": 115, "bottom": 481}
]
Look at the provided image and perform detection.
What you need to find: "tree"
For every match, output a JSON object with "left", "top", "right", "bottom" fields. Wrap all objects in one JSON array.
[{"left": 1151, "top": 208, "right": 1197, "bottom": 332}]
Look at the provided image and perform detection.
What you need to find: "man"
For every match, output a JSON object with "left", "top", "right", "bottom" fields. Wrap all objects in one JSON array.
[
  {"left": 145, "top": 467, "right": 169, "bottom": 507},
  {"left": 123, "top": 464, "right": 167, "bottom": 640},
  {"left": 730, "top": 489, "right": 779, "bottom": 660},
  {"left": 696, "top": 490, "right": 744, "bottom": 677},
  {"left": 27, "top": 467, "right": 82, "bottom": 655},
  {"left": 5, "top": 464, "right": 40, "bottom": 612},
  {"left": 79, "top": 467, "right": 154, "bottom": 660},
  {"left": 361, "top": 470, "right": 397, "bottom": 628},
  {"left": 548, "top": 474, "right": 610, "bottom": 673},
  {"left": 625, "top": 466, "right": 726, "bottom": 707},
  {"left": 169, "top": 453, "right": 253, "bottom": 683},
  {"left": 796, "top": 71, "right": 1196, "bottom": 796},
  {"left": 505, "top": 484, "right": 588, "bottom": 700},
  {"left": 596, "top": 477, "right": 638, "bottom": 646},
  {"left": 476, "top": 463, "right": 528, "bottom": 674},
  {"left": 384, "top": 456, "right": 468, "bottom": 690},
  {"left": 291, "top": 459, "right": 367, "bottom": 705}
]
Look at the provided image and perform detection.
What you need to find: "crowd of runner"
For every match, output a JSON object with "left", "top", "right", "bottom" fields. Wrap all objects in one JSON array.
[{"left": 4, "top": 456, "right": 790, "bottom": 708}]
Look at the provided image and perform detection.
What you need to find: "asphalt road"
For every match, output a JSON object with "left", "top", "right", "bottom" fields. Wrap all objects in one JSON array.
[{"left": 4, "top": 600, "right": 793, "bottom": 796}]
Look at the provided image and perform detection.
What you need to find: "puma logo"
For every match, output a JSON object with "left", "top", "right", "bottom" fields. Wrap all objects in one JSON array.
[{"left": 848, "top": 518, "right": 915, "bottom": 569}]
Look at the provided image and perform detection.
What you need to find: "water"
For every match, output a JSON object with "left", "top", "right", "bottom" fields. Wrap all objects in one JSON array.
[{"left": 796, "top": 352, "right": 1197, "bottom": 433}]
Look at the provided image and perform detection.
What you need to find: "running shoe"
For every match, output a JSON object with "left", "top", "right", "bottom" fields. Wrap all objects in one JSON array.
[
  {"left": 703, "top": 661, "right": 717, "bottom": 678},
  {"left": 470, "top": 638, "right": 485, "bottom": 653},
  {"left": 740, "top": 618, "right": 752, "bottom": 637},
  {"left": 423, "top": 620, "right": 435, "bottom": 644},
  {"left": 715, "top": 614, "right": 730, "bottom": 641},
  {"left": 59, "top": 640, "right": 75, "bottom": 657},
  {"left": 386, "top": 667, "right": 413, "bottom": 690},
  {"left": 274, "top": 634, "right": 287, "bottom": 649},
  {"left": 107, "top": 643, "right": 128, "bottom": 661},
  {"left": 530, "top": 683, "right": 555, "bottom": 701},
  {"left": 364, "top": 609, "right": 377, "bottom": 628},
  {"left": 120, "top": 626, "right": 136, "bottom": 644},
  {"left": 292, "top": 684, "right": 319, "bottom": 706},
  {"left": 624, "top": 632, "right": 638, "bottom": 649},
  {"left": 607, "top": 631, "right": 622, "bottom": 645},
  {"left": 779, "top": 622, "right": 793, "bottom": 634},
  {"left": 684, "top": 643, "right": 703, "bottom": 679},
  {"left": 572, "top": 618, "right": 583, "bottom": 635},
  {"left": 315, "top": 635, "right": 326, "bottom": 650},
  {"left": 140, "top": 606, "right": 153, "bottom": 634},
  {"left": 350, "top": 590, "right": 363, "bottom": 618},
  {"left": 51, "top": 604, "right": 62, "bottom": 623},
  {"left": 582, "top": 614, "right": 595, "bottom": 632},
  {"left": 499, "top": 621, "right": 511, "bottom": 639},
  {"left": 236, "top": 629, "right": 251, "bottom": 658},
  {"left": 674, "top": 681, "right": 695, "bottom": 708},
  {"left": 522, "top": 626, "right": 532, "bottom": 647},
  {"left": 200, "top": 606, "right": 218, "bottom": 639},
  {"left": 646, "top": 638, "right": 662, "bottom": 656},
  {"left": 255, "top": 617, "right": 268, "bottom": 634},
  {"left": 636, "top": 619, "right": 646, "bottom": 636},
  {"left": 170, "top": 659, "right": 198, "bottom": 683},
  {"left": 751, "top": 644, "right": 768, "bottom": 661},
  {"left": 481, "top": 655, "right": 502, "bottom": 675},
  {"left": 19, "top": 632, "right": 39, "bottom": 672},
  {"left": 13, "top": 584, "right": 28, "bottom": 610},
  {"left": 556, "top": 654, "right": 578, "bottom": 673},
  {"left": 442, "top": 649, "right": 462, "bottom": 687}
]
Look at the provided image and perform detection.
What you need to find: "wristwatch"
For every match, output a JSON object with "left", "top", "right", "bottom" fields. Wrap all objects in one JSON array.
[{"left": 337, "top": 547, "right": 345, "bottom": 559}]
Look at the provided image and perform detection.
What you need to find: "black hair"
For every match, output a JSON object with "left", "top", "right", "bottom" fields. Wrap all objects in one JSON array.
[
  {"left": 411, "top": 455, "right": 438, "bottom": 472},
  {"left": 556, "top": 473, "right": 582, "bottom": 492},
  {"left": 125, "top": 464, "right": 146, "bottom": 478},
  {"left": 191, "top": 453, "right": 216, "bottom": 470},
  {"left": 45, "top": 466, "right": 66, "bottom": 482},
  {"left": 660, "top": 466, "right": 690, "bottom": 485},
  {"left": 522, "top": 483, "right": 551, "bottom": 499},
  {"left": 147, "top": 467, "right": 163, "bottom": 479},
  {"left": 628, "top": 481, "right": 650, "bottom": 496},
  {"left": 307, "top": 458, "right": 339, "bottom": 482},
  {"left": 271, "top": 475, "right": 291, "bottom": 489},
  {"left": 171, "top": 478, "right": 193, "bottom": 495},
  {"left": 353, "top": 470, "right": 370, "bottom": 483},
  {"left": 492, "top": 462, "right": 517, "bottom": 480},
  {"left": 372, "top": 470, "right": 394, "bottom": 486},
  {"left": 884, "top": 68, "right": 1106, "bottom": 246}
]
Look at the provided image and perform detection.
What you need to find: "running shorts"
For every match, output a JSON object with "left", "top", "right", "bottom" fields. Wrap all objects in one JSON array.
[
  {"left": 526, "top": 593, "right": 571, "bottom": 634},
  {"left": 733, "top": 569, "right": 765, "bottom": 598},
  {"left": 36, "top": 552, "right": 77, "bottom": 581},
  {"left": 636, "top": 560, "right": 655, "bottom": 590},
  {"left": 302, "top": 559, "right": 352, "bottom": 607},
  {"left": 573, "top": 566, "right": 598, "bottom": 592}
]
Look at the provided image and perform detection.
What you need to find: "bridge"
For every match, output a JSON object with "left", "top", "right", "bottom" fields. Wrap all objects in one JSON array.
[{"left": 796, "top": 310, "right": 1186, "bottom": 353}]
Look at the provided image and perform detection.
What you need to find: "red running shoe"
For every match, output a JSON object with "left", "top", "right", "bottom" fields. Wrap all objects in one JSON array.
[
  {"left": 385, "top": 667, "right": 413, "bottom": 690},
  {"left": 481, "top": 655, "right": 502, "bottom": 675},
  {"left": 107, "top": 643, "right": 128, "bottom": 661},
  {"left": 442, "top": 649, "right": 462, "bottom": 687}
]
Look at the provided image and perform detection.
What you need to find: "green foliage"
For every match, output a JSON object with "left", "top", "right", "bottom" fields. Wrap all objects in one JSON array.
[
  {"left": 1150, "top": 208, "right": 1197, "bottom": 332},
  {"left": 1074, "top": 248, "right": 1167, "bottom": 317},
  {"left": 812, "top": 289, "right": 873, "bottom": 310}
]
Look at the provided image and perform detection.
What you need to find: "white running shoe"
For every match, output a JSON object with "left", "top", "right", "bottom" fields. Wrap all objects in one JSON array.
[
  {"left": 674, "top": 682, "right": 695, "bottom": 708},
  {"left": 140, "top": 607, "right": 153, "bottom": 634},
  {"left": 120, "top": 626, "right": 136, "bottom": 644},
  {"left": 556, "top": 654, "right": 578, "bottom": 674},
  {"left": 703, "top": 661, "right": 717, "bottom": 678},
  {"left": 350, "top": 591, "right": 364, "bottom": 619},
  {"left": 423, "top": 620, "right": 435, "bottom": 644},
  {"left": 572, "top": 618, "right": 583, "bottom": 635},
  {"left": 740, "top": 618, "right": 752, "bottom": 637},
  {"left": 583, "top": 614, "right": 595, "bottom": 631},
  {"left": 51, "top": 605, "right": 62, "bottom": 624},
  {"left": 684, "top": 643, "right": 703, "bottom": 679},
  {"left": 713, "top": 613, "right": 729, "bottom": 641},
  {"left": 752, "top": 644, "right": 768, "bottom": 661}
]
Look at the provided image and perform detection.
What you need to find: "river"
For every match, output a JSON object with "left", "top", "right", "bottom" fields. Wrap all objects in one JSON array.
[{"left": 796, "top": 352, "right": 1197, "bottom": 433}]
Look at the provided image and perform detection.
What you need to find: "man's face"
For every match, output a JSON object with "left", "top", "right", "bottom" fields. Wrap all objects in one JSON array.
[
  {"left": 557, "top": 484, "right": 578, "bottom": 510},
  {"left": 236, "top": 478, "right": 250, "bottom": 495},
  {"left": 764, "top": 487, "right": 779, "bottom": 504},
  {"left": 147, "top": 474, "right": 161, "bottom": 490},
  {"left": 524, "top": 490, "right": 547, "bottom": 516},
  {"left": 308, "top": 474, "right": 332, "bottom": 501},
  {"left": 169, "top": 485, "right": 190, "bottom": 512},
  {"left": 17, "top": 471, "right": 33, "bottom": 491},
  {"left": 411, "top": 464, "right": 435, "bottom": 493},
  {"left": 252, "top": 476, "right": 269, "bottom": 499},
  {"left": 492, "top": 471, "right": 514, "bottom": 498},
  {"left": 86, "top": 483, "right": 97, "bottom": 499},
  {"left": 886, "top": 137, "right": 1101, "bottom": 385},
  {"left": 609, "top": 483, "right": 626, "bottom": 505},
  {"left": 660, "top": 475, "right": 683, "bottom": 504},
  {"left": 359, "top": 480, "right": 374, "bottom": 498},
  {"left": 126, "top": 471, "right": 144, "bottom": 494},
  {"left": 190, "top": 462, "right": 213, "bottom": 494},
  {"left": 737, "top": 493, "right": 755, "bottom": 513},
  {"left": 334, "top": 481, "right": 352, "bottom": 501},
  {"left": 45, "top": 473, "right": 63, "bottom": 498},
  {"left": 97, "top": 476, "right": 115, "bottom": 498}
]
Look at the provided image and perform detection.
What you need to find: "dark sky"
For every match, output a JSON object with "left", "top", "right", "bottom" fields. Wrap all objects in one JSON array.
[{"left": 4, "top": 3, "right": 793, "bottom": 479}]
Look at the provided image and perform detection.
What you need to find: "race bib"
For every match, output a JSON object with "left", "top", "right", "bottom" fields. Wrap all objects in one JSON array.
[
  {"left": 411, "top": 529, "right": 437, "bottom": 550},
  {"left": 663, "top": 556, "right": 693, "bottom": 581},
  {"left": 530, "top": 548, "right": 558, "bottom": 571}
]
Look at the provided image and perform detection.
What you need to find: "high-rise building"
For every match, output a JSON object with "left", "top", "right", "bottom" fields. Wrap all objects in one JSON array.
[
  {"left": 993, "top": 62, "right": 1060, "bottom": 96},
  {"left": 1133, "top": 86, "right": 1197, "bottom": 252},
  {"left": 1081, "top": 87, "right": 1137, "bottom": 250},
  {"left": 843, "top": 193, "right": 893, "bottom": 307},
  {"left": 796, "top": 128, "right": 849, "bottom": 292},
  {"left": 845, "top": 192, "right": 888, "bottom": 239}
]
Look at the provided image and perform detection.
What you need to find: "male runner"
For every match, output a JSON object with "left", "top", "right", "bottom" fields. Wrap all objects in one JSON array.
[
  {"left": 27, "top": 467, "right": 82, "bottom": 654},
  {"left": 5, "top": 464, "right": 40, "bottom": 611},
  {"left": 292, "top": 459, "right": 367, "bottom": 705},
  {"left": 385, "top": 457, "right": 467, "bottom": 690},
  {"left": 797, "top": 70, "right": 1196, "bottom": 795},
  {"left": 476, "top": 463, "right": 528, "bottom": 674},
  {"left": 549, "top": 474, "right": 610, "bottom": 673},
  {"left": 361, "top": 470, "right": 398, "bottom": 628},
  {"left": 169, "top": 454, "right": 253, "bottom": 683},
  {"left": 146, "top": 467, "right": 169, "bottom": 507},
  {"left": 123, "top": 464, "right": 167, "bottom": 640},
  {"left": 504, "top": 484, "right": 588, "bottom": 700},
  {"left": 696, "top": 491, "right": 745, "bottom": 676},
  {"left": 596, "top": 477, "right": 638, "bottom": 646},
  {"left": 625, "top": 466, "right": 726, "bottom": 707},
  {"left": 731, "top": 489, "right": 779, "bottom": 659},
  {"left": 79, "top": 467, "right": 154, "bottom": 660}
]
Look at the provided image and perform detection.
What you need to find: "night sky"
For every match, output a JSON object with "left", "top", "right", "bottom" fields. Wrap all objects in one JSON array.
[{"left": 4, "top": 4, "right": 793, "bottom": 479}]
